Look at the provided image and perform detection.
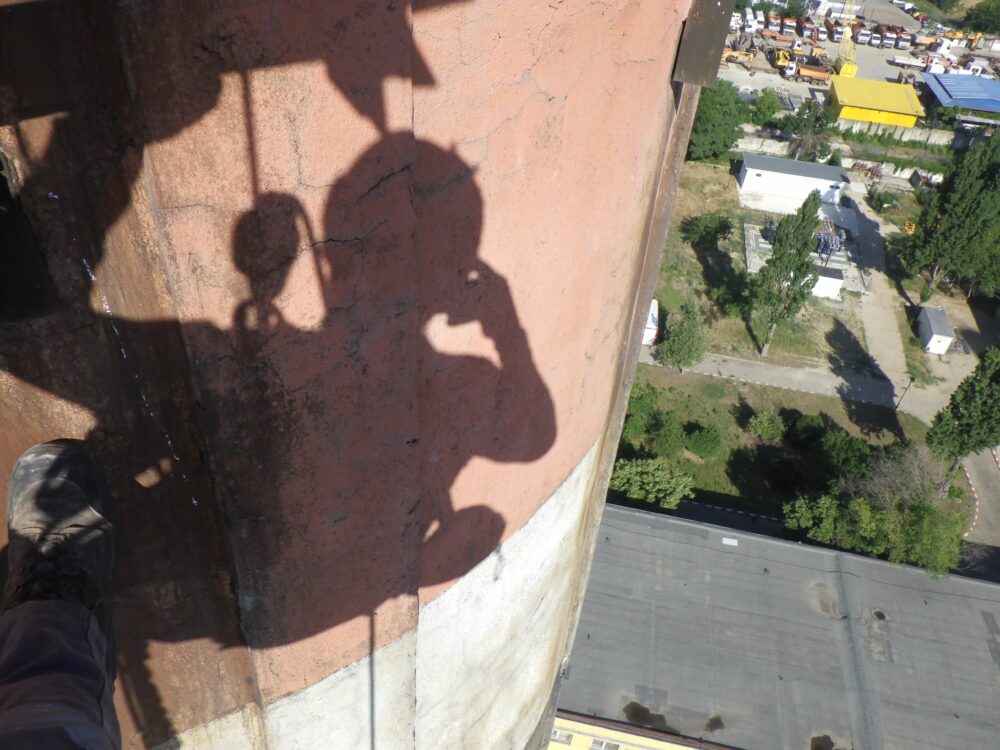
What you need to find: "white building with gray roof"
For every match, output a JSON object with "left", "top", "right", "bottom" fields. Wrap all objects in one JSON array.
[{"left": 738, "top": 153, "right": 851, "bottom": 214}]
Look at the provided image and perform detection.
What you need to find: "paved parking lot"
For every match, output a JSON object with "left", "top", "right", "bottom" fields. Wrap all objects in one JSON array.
[{"left": 719, "top": 0, "right": 949, "bottom": 98}]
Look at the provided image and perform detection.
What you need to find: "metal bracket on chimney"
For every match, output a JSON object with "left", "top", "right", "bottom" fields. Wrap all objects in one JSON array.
[{"left": 673, "top": 0, "right": 737, "bottom": 86}]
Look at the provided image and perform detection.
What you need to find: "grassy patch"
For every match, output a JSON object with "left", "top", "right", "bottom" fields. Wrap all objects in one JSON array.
[
  {"left": 631, "top": 365, "right": 923, "bottom": 516},
  {"left": 895, "top": 306, "right": 945, "bottom": 387},
  {"left": 660, "top": 162, "right": 868, "bottom": 368},
  {"left": 876, "top": 191, "right": 921, "bottom": 230}
]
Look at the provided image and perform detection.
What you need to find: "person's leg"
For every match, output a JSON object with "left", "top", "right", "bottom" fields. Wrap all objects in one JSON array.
[{"left": 0, "top": 441, "right": 119, "bottom": 750}]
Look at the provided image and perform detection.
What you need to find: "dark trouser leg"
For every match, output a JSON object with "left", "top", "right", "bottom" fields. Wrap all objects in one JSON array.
[{"left": 0, "top": 601, "right": 119, "bottom": 750}]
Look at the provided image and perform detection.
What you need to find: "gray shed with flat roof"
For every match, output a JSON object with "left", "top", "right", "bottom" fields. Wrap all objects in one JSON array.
[
  {"left": 557, "top": 505, "right": 1000, "bottom": 750},
  {"left": 916, "top": 305, "right": 955, "bottom": 355}
]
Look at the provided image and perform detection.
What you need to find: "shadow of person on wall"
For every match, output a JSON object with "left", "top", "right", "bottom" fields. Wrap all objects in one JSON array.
[{"left": 0, "top": 1, "right": 556, "bottom": 746}]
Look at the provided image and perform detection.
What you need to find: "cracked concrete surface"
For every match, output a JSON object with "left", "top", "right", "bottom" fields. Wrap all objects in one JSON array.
[{"left": 0, "top": 0, "right": 695, "bottom": 746}]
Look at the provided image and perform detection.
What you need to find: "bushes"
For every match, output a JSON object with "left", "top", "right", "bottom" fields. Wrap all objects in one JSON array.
[
  {"left": 748, "top": 412, "right": 785, "bottom": 443},
  {"left": 650, "top": 410, "right": 685, "bottom": 459},
  {"left": 685, "top": 425, "right": 723, "bottom": 460},
  {"left": 867, "top": 187, "right": 898, "bottom": 215}
]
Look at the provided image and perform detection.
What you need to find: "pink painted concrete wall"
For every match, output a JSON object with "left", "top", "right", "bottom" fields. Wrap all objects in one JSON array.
[{"left": 0, "top": 0, "right": 693, "bottom": 745}]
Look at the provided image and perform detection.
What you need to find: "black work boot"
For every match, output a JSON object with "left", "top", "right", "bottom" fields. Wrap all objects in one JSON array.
[{"left": 3, "top": 440, "right": 115, "bottom": 676}]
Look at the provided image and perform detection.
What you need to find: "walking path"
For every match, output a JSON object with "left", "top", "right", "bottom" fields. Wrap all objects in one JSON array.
[{"left": 640, "top": 348, "right": 1000, "bottom": 546}]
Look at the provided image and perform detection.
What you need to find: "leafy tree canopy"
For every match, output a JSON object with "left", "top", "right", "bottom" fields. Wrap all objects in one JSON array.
[
  {"left": 899, "top": 136, "right": 1000, "bottom": 295},
  {"left": 687, "top": 81, "right": 750, "bottom": 161},
  {"left": 966, "top": 0, "right": 1000, "bottom": 31},
  {"left": 750, "top": 191, "right": 821, "bottom": 354},
  {"left": 927, "top": 347, "right": 1000, "bottom": 460},
  {"left": 785, "top": 445, "right": 964, "bottom": 576},
  {"left": 610, "top": 458, "right": 695, "bottom": 509},
  {"left": 655, "top": 302, "right": 705, "bottom": 370},
  {"left": 748, "top": 411, "right": 785, "bottom": 443},
  {"left": 752, "top": 89, "right": 782, "bottom": 126}
]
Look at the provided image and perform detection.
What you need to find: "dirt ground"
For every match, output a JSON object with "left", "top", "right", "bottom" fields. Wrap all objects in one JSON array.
[{"left": 672, "top": 162, "right": 741, "bottom": 223}]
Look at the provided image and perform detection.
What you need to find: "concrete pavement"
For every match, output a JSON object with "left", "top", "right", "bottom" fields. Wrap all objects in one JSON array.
[{"left": 641, "top": 349, "right": 898, "bottom": 408}]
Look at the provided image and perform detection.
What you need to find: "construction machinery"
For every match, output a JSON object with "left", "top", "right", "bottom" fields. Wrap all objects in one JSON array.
[
  {"left": 771, "top": 47, "right": 794, "bottom": 68},
  {"left": 721, "top": 48, "right": 758, "bottom": 71},
  {"left": 810, "top": 45, "right": 829, "bottom": 61},
  {"left": 835, "top": 35, "right": 858, "bottom": 77}
]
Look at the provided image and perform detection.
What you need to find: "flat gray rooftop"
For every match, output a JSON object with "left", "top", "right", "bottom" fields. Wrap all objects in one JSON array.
[
  {"left": 558, "top": 505, "right": 1000, "bottom": 750},
  {"left": 742, "top": 153, "right": 850, "bottom": 184}
]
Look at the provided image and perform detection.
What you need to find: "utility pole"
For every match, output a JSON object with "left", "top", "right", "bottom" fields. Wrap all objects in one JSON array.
[{"left": 895, "top": 376, "right": 916, "bottom": 413}]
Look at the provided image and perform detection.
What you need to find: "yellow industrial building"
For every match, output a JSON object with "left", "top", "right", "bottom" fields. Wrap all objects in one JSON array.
[
  {"left": 829, "top": 76, "right": 926, "bottom": 127},
  {"left": 548, "top": 712, "right": 733, "bottom": 750}
]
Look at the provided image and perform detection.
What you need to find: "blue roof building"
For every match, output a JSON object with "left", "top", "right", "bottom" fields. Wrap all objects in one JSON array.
[{"left": 923, "top": 73, "right": 1000, "bottom": 115}]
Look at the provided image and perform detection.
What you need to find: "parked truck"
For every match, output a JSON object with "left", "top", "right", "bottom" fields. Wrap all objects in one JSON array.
[
  {"left": 896, "top": 32, "right": 913, "bottom": 49},
  {"left": 784, "top": 60, "right": 832, "bottom": 83},
  {"left": 892, "top": 54, "right": 925, "bottom": 68},
  {"left": 854, "top": 23, "right": 872, "bottom": 45},
  {"left": 762, "top": 28, "right": 795, "bottom": 43},
  {"left": 825, "top": 19, "right": 844, "bottom": 42},
  {"left": 799, "top": 17, "right": 816, "bottom": 37},
  {"left": 870, "top": 32, "right": 883, "bottom": 46},
  {"left": 783, "top": 17, "right": 797, "bottom": 35},
  {"left": 768, "top": 12, "right": 782, "bottom": 32}
]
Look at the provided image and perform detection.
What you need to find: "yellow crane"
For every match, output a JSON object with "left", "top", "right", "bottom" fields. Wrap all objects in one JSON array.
[{"left": 835, "top": 35, "right": 857, "bottom": 77}]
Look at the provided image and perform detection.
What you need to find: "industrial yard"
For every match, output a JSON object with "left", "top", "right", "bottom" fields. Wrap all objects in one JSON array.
[{"left": 721, "top": 0, "right": 1000, "bottom": 113}]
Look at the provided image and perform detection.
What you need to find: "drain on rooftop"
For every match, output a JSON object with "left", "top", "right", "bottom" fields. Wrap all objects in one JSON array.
[{"left": 872, "top": 608, "right": 887, "bottom": 621}]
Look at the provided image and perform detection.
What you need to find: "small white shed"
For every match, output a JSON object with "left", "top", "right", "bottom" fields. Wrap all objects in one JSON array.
[
  {"left": 642, "top": 299, "right": 659, "bottom": 345},
  {"left": 737, "top": 153, "right": 851, "bottom": 211},
  {"left": 812, "top": 265, "right": 844, "bottom": 300},
  {"left": 916, "top": 305, "right": 955, "bottom": 355}
]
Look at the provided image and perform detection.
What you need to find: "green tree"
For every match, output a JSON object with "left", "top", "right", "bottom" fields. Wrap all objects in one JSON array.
[
  {"left": 749, "top": 191, "right": 821, "bottom": 356},
  {"left": 786, "top": 444, "right": 965, "bottom": 576},
  {"left": 820, "top": 430, "right": 871, "bottom": 480},
  {"left": 621, "top": 383, "right": 662, "bottom": 450},
  {"left": 650, "top": 410, "right": 685, "bottom": 459},
  {"left": 752, "top": 89, "right": 782, "bottom": 126},
  {"left": 655, "top": 303, "right": 705, "bottom": 370},
  {"left": 827, "top": 149, "right": 842, "bottom": 167},
  {"left": 966, "top": 0, "right": 1000, "bottom": 31},
  {"left": 784, "top": 102, "right": 838, "bottom": 161},
  {"left": 784, "top": 493, "right": 963, "bottom": 575},
  {"left": 785, "top": 0, "right": 807, "bottom": 18},
  {"left": 927, "top": 347, "right": 1000, "bottom": 460},
  {"left": 899, "top": 136, "right": 1000, "bottom": 295},
  {"left": 748, "top": 412, "right": 785, "bottom": 443},
  {"left": 609, "top": 458, "right": 695, "bottom": 509},
  {"left": 685, "top": 424, "right": 723, "bottom": 460},
  {"left": 687, "top": 81, "right": 750, "bottom": 161}
]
